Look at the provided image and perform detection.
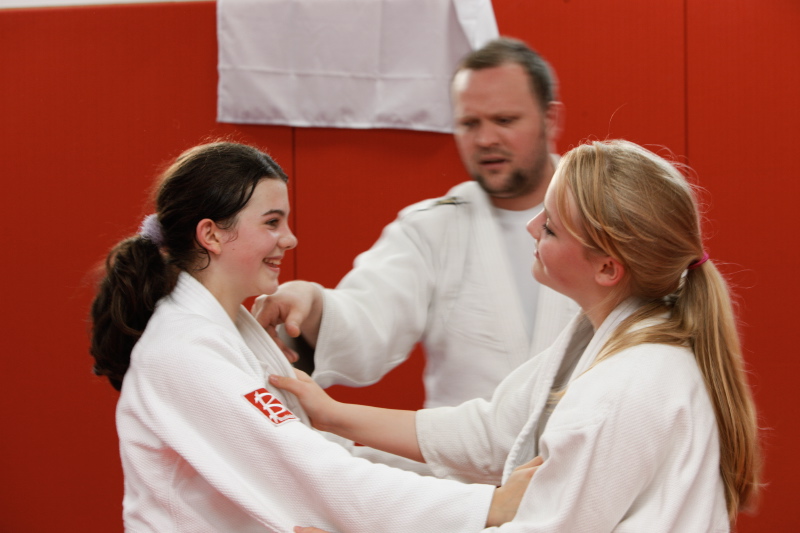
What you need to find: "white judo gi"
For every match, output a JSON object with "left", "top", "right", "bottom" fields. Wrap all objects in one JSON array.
[
  {"left": 313, "top": 180, "right": 578, "bottom": 408},
  {"left": 417, "top": 299, "right": 730, "bottom": 532},
  {"left": 117, "top": 272, "right": 494, "bottom": 533}
]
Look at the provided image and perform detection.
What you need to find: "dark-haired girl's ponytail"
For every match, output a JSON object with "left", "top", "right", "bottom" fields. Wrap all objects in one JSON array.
[{"left": 89, "top": 235, "right": 177, "bottom": 390}]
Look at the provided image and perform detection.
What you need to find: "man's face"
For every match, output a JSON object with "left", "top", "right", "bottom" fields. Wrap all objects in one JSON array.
[{"left": 452, "top": 63, "right": 556, "bottom": 209}]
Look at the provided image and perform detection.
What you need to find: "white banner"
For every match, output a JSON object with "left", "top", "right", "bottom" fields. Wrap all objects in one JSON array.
[
  {"left": 217, "top": 0, "right": 498, "bottom": 133},
  {"left": 0, "top": 0, "right": 203, "bottom": 8}
]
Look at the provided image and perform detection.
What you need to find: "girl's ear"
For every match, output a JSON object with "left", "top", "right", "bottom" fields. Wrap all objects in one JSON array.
[
  {"left": 595, "top": 255, "right": 625, "bottom": 287},
  {"left": 196, "top": 218, "right": 224, "bottom": 255}
]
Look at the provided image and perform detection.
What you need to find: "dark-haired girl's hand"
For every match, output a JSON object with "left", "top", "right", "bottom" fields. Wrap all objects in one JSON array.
[{"left": 486, "top": 456, "right": 543, "bottom": 527}]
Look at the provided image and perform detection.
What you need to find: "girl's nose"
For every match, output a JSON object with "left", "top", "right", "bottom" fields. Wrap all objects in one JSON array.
[
  {"left": 527, "top": 210, "right": 544, "bottom": 238},
  {"left": 281, "top": 230, "right": 298, "bottom": 250}
]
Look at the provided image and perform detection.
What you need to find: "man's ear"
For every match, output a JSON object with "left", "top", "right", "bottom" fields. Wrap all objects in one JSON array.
[
  {"left": 196, "top": 218, "right": 223, "bottom": 255},
  {"left": 595, "top": 255, "right": 625, "bottom": 287},
  {"left": 544, "top": 101, "right": 565, "bottom": 149}
]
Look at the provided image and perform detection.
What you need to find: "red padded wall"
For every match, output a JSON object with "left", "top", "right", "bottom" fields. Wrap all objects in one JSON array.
[
  {"left": 0, "top": 3, "right": 294, "bottom": 530},
  {"left": 0, "top": 1, "right": 796, "bottom": 531},
  {"left": 685, "top": 1, "right": 800, "bottom": 529},
  {"left": 496, "top": 0, "right": 687, "bottom": 155}
]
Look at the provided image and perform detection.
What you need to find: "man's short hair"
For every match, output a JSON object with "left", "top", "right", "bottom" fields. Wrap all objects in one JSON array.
[{"left": 456, "top": 37, "right": 558, "bottom": 110}]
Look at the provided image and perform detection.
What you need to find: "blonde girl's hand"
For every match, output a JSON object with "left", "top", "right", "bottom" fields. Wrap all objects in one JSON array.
[
  {"left": 272, "top": 369, "right": 422, "bottom": 462},
  {"left": 269, "top": 369, "right": 340, "bottom": 432}
]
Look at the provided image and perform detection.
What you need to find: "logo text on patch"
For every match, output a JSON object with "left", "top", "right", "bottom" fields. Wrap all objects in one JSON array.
[{"left": 244, "top": 388, "right": 297, "bottom": 426}]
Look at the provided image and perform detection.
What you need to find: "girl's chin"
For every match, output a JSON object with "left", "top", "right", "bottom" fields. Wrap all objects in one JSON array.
[
  {"left": 531, "top": 270, "right": 557, "bottom": 294},
  {"left": 248, "top": 281, "right": 279, "bottom": 299},
  {"left": 531, "top": 265, "right": 544, "bottom": 284},
  {"left": 259, "top": 285, "right": 279, "bottom": 297}
]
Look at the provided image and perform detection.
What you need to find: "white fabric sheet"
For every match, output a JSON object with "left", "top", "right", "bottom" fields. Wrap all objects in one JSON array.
[{"left": 217, "top": 0, "right": 498, "bottom": 132}]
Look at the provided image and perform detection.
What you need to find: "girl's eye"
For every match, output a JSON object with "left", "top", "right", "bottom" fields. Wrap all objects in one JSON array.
[{"left": 542, "top": 223, "right": 555, "bottom": 236}]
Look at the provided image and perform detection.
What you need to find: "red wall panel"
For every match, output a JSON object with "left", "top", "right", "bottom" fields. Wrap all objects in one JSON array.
[
  {"left": 292, "top": 128, "right": 463, "bottom": 287},
  {"left": 494, "top": 0, "right": 687, "bottom": 156},
  {"left": 686, "top": 1, "right": 800, "bottom": 529},
  {"left": 0, "top": 3, "right": 291, "bottom": 531}
]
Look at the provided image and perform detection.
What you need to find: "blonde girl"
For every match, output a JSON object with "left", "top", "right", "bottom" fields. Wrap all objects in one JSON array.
[{"left": 271, "top": 139, "right": 761, "bottom": 531}]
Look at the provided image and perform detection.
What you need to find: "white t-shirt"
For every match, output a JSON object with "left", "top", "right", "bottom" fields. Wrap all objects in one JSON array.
[{"left": 492, "top": 204, "right": 541, "bottom": 341}]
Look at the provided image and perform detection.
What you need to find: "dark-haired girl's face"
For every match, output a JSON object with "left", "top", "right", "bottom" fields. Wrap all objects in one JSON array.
[{"left": 217, "top": 178, "right": 297, "bottom": 302}]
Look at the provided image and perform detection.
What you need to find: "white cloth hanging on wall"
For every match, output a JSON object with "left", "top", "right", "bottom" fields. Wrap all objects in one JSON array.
[{"left": 216, "top": 0, "right": 498, "bottom": 133}]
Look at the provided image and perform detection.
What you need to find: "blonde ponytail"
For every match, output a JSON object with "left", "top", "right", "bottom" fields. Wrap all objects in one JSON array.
[{"left": 677, "top": 261, "right": 761, "bottom": 519}]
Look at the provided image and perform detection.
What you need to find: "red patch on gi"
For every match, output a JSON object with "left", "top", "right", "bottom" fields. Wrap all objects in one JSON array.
[{"left": 244, "top": 388, "right": 298, "bottom": 426}]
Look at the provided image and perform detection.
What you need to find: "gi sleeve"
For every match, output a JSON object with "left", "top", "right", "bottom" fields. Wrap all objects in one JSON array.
[
  {"left": 416, "top": 354, "right": 547, "bottom": 485},
  {"left": 312, "top": 208, "right": 440, "bottom": 389}
]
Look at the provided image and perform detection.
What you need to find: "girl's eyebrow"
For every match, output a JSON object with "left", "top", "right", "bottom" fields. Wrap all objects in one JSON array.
[{"left": 261, "top": 209, "right": 286, "bottom": 217}]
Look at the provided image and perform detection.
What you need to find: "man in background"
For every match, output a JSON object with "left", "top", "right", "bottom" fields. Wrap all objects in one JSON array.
[{"left": 256, "top": 37, "right": 577, "bottom": 408}]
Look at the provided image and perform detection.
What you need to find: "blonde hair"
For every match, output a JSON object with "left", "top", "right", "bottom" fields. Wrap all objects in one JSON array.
[{"left": 555, "top": 140, "right": 760, "bottom": 521}]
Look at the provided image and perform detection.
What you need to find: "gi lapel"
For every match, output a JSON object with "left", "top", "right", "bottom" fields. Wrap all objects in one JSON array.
[{"left": 500, "top": 313, "right": 591, "bottom": 483}]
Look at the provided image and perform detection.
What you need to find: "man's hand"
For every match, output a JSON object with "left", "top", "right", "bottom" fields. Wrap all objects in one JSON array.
[{"left": 251, "top": 281, "right": 324, "bottom": 363}]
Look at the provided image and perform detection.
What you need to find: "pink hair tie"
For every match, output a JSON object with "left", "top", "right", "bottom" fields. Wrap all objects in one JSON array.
[{"left": 688, "top": 251, "right": 709, "bottom": 270}]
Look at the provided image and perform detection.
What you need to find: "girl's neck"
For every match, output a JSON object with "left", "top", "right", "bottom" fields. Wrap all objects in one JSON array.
[
  {"left": 190, "top": 269, "right": 243, "bottom": 323},
  {"left": 582, "top": 292, "right": 630, "bottom": 330}
]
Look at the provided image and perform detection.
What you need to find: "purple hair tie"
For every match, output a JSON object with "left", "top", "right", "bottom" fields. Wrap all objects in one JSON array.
[
  {"left": 687, "top": 251, "right": 709, "bottom": 270},
  {"left": 138, "top": 214, "right": 164, "bottom": 247}
]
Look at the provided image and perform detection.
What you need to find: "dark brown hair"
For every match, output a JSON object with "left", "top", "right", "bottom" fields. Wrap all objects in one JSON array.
[{"left": 89, "top": 142, "right": 287, "bottom": 390}]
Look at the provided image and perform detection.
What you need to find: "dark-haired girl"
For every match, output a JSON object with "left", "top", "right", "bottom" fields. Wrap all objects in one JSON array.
[{"left": 90, "top": 142, "right": 534, "bottom": 532}]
